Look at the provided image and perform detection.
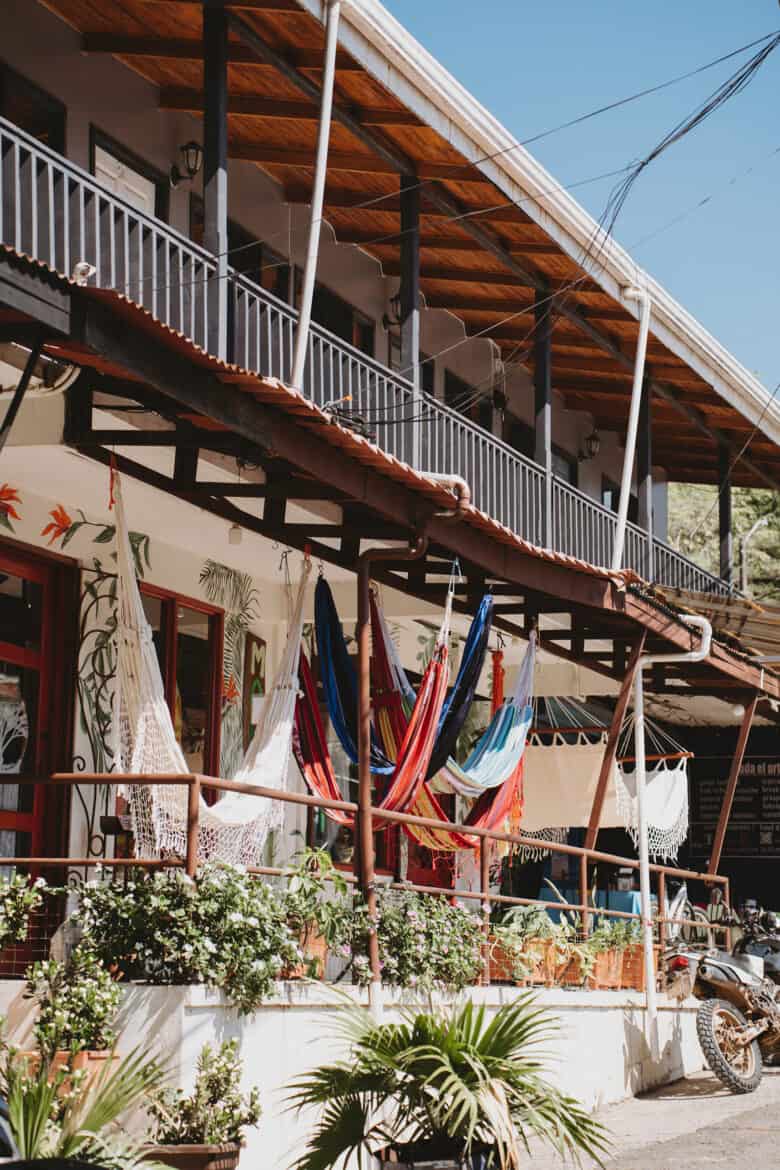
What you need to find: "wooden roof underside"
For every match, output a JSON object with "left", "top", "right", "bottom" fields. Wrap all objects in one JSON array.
[{"left": 39, "top": 0, "right": 780, "bottom": 489}]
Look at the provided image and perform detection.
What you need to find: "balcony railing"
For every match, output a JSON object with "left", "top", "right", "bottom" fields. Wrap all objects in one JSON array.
[{"left": 0, "top": 117, "right": 730, "bottom": 595}]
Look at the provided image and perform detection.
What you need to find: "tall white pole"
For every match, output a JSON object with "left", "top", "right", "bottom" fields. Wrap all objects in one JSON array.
[
  {"left": 612, "top": 286, "right": 651, "bottom": 572},
  {"left": 291, "top": 0, "right": 341, "bottom": 391},
  {"left": 633, "top": 664, "right": 658, "bottom": 1057}
]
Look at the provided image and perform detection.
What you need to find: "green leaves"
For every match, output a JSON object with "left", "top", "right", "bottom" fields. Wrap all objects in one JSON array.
[
  {"left": 287, "top": 997, "right": 610, "bottom": 1170},
  {"left": 0, "top": 873, "right": 46, "bottom": 951},
  {"left": 25, "top": 944, "right": 121, "bottom": 1058},
  {"left": 149, "top": 1039, "right": 260, "bottom": 1146}
]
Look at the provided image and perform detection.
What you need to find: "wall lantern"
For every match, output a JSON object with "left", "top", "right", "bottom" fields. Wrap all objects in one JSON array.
[
  {"left": 381, "top": 292, "right": 402, "bottom": 331},
  {"left": 170, "top": 141, "right": 203, "bottom": 189},
  {"left": 579, "top": 428, "right": 601, "bottom": 462}
]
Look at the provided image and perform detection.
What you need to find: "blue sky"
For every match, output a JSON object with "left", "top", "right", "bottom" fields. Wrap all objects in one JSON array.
[{"left": 382, "top": 1, "right": 779, "bottom": 387}]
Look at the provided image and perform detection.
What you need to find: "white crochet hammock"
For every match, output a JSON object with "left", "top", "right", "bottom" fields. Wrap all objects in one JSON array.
[
  {"left": 111, "top": 473, "right": 310, "bottom": 866},
  {"left": 615, "top": 714, "right": 691, "bottom": 863}
]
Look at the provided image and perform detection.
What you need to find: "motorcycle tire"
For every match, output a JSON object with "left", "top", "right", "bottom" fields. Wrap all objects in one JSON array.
[{"left": 696, "top": 998, "right": 762, "bottom": 1094}]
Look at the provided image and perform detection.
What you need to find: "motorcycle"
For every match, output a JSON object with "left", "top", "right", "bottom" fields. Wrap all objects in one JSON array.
[{"left": 665, "top": 907, "right": 780, "bottom": 1094}]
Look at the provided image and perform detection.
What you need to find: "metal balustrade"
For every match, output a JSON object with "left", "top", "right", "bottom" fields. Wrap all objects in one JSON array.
[{"left": 0, "top": 117, "right": 731, "bottom": 595}]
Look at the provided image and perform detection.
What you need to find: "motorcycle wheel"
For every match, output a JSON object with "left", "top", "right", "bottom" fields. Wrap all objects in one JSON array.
[{"left": 696, "top": 998, "right": 762, "bottom": 1094}]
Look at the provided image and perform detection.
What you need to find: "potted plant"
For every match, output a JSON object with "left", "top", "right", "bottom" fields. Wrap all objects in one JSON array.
[
  {"left": 349, "top": 888, "right": 484, "bottom": 992},
  {"left": 287, "top": 996, "right": 608, "bottom": 1170},
  {"left": 587, "top": 920, "right": 639, "bottom": 990},
  {"left": 489, "top": 904, "right": 563, "bottom": 986},
  {"left": 23, "top": 944, "right": 122, "bottom": 1079},
  {"left": 0, "top": 873, "right": 48, "bottom": 952},
  {"left": 147, "top": 1039, "right": 260, "bottom": 1170},
  {"left": 281, "top": 849, "right": 352, "bottom": 980},
  {"left": 1, "top": 1040, "right": 166, "bottom": 1167}
]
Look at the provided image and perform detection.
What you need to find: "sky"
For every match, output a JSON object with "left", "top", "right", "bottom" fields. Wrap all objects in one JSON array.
[{"left": 381, "top": 0, "right": 780, "bottom": 389}]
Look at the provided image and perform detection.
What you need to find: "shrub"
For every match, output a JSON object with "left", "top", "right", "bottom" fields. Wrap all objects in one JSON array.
[
  {"left": 26, "top": 945, "right": 121, "bottom": 1058},
  {"left": 0, "top": 874, "right": 47, "bottom": 951},
  {"left": 149, "top": 1040, "right": 260, "bottom": 1146},
  {"left": 75, "top": 864, "right": 300, "bottom": 1014}
]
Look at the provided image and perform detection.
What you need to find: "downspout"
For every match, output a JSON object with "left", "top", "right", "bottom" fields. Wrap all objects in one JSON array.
[
  {"left": 635, "top": 613, "right": 712, "bottom": 1057},
  {"left": 612, "top": 286, "right": 651, "bottom": 572},
  {"left": 290, "top": 0, "right": 341, "bottom": 391},
  {"left": 422, "top": 472, "right": 471, "bottom": 519},
  {"left": 356, "top": 534, "right": 428, "bottom": 1018}
]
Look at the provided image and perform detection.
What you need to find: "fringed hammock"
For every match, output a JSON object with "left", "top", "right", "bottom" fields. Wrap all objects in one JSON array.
[
  {"left": 111, "top": 472, "right": 310, "bottom": 866},
  {"left": 615, "top": 714, "right": 692, "bottom": 862},
  {"left": 519, "top": 697, "right": 693, "bottom": 862}
]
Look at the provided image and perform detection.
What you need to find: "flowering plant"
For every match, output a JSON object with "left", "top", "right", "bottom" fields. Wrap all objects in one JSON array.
[
  {"left": 0, "top": 873, "right": 46, "bottom": 951},
  {"left": 283, "top": 849, "right": 353, "bottom": 958},
  {"left": 350, "top": 888, "right": 483, "bottom": 991},
  {"left": 149, "top": 1039, "right": 260, "bottom": 1146},
  {"left": 25, "top": 945, "right": 121, "bottom": 1058},
  {"left": 75, "top": 864, "right": 299, "bottom": 1015}
]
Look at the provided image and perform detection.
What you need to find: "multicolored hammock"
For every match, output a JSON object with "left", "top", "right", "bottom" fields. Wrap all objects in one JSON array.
[
  {"left": 294, "top": 584, "right": 453, "bottom": 828},
  {"left": 314, "top": 577, "right": 493, "bottom": 779}
]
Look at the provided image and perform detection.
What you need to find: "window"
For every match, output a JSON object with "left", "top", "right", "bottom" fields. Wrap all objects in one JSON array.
[
  {"left": 139, "top": 586, "right": 223, "bottom": 775},
  {"left": 602, "top": 477, "right": 638, "bottom": 523},
  {"left": 90, "top": 129, "right": 168, "bottom": 220},
  {"left": 309, "top": 283, "right": 375, "bottom": 358},
  {"left": 552, "top": 449, "right": 578, "bottom": 487},
  {"left": 444, "top": 370, "right": 492, "bottom": 432},
  {"left": 388, "top": 334, "right": 435, "bottom": 394},
  {"left": 504, "top": 410, "right": 578, "bottom": 485},
  {"left": 190, "top": 197, "right": 294, "bottom": 300},
  {"left": 0, "top": 64, "right": 65, "bottom": 153}
]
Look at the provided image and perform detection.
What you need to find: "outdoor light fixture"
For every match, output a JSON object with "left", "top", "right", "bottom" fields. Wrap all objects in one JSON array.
[
  {"left": 381, "top": 292, "right": 402, "bottom": 331},
  {"left": 579, "top": 428, "right": 601, "bottom": 462},
  {"left": 169, "top": 141, "right": 203, "bottom": 189}
]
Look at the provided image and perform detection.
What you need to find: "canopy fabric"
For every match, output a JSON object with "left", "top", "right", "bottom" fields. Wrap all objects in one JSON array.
[
  {"left": 111, "top": 471, "right": 311, "bottom": 866},
  {"left": 316, "top": 577, "right": 493, "bottom": 779}
]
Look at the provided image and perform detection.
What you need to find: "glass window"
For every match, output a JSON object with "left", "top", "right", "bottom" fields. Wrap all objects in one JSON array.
[
  {"left": 444, "top": 370, "right": 492, "bottom": 431},
  {"left": 0, "top": 574, "right": 43, "bottom": 652},
  {"left": 0, "top": 65, "right": 65, "bottom": 153},
  {"left": 602, "top": 477, "right": 638, "bottom": 523},
  {"left": 552, "top": 448, "right": 578, "bottom": 487},
  {"left": 139, "top": 587, "right": 222, "bottom": 775}
]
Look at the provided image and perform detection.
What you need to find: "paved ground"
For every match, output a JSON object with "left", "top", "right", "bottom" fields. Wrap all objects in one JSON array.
[{"left": 529, "top": 1067, "right": 780, "bottom": 1169}]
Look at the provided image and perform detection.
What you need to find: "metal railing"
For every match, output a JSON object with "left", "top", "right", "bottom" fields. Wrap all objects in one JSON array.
[
  {"left": 0, "top": 116, "right": 730, "bottom": 595},
  {"left": 1, "top": 773, "right": 731, "bottom": 990}
]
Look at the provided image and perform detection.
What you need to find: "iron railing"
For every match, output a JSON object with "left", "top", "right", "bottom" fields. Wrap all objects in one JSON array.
[{"left": 0, "top": 117, "right": 730, "bottom": 594}]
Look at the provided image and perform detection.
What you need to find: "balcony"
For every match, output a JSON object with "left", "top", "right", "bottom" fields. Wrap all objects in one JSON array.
[{"left": 0, "top": 117, "right": 728, "bottom": 595}]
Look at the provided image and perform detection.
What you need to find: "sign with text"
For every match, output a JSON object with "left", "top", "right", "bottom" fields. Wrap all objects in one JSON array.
[{"left": 690, "top": 759, "right": 780, "bottom": 859}]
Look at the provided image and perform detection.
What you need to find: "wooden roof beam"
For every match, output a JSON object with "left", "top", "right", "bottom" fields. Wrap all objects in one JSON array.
[
  {"left": 230, "top": 142, "right": 489, "bottom": 179},
  {"left": 282, "top": 184, "right": 535, "bottom": 224},
  {"left": 336, "top": 229, "right": 561, "bottom": 255},
  {"left": 148, "top": 1, "right": 303, "bottom": 9},
  {"left": 81, "top": 33, "right": 361, "bottom": 71},
  {"left": 159, "top": 86, "right": 423, "bottom": 126},
  {"left": 222, "top": 12, "right": 780, "bottom": 493}
]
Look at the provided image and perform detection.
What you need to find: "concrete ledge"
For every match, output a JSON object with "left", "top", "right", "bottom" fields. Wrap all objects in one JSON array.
[{"left": 0, "top": 979, "right": 704, "bottom": 1170}]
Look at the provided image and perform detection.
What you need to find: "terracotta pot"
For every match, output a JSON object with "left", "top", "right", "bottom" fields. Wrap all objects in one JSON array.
[
  {"left": 19, "top": 1049, "right": 119, "bottom": 1093},
  {"left": 281, "top": 929, "right": 328, "bottom": 980},
  {"left": 147, "top": 1143, "right": 242, "bottom": 1170},
  {"left": 555, "top": 953, "right": 590, "bottom": 987},
  {"left": 590, "top": 948, "right": 624, "bottom": 990},
  {"left": 488, "top": 936, "right": 554, "bottom": 986},
  {"left": 620, "top": 944, "right": 659, "bottom": 991}
]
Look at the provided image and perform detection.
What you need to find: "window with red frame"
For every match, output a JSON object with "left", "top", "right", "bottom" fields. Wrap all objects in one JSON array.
[{"left": 139, "top": 585, "right": 223, "bottom": 777}]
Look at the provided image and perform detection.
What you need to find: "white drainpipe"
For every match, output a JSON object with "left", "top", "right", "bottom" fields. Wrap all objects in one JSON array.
[
  {"left": 612, "top": 286, "right": 651, "bottom": 573},
  {"left": 291, "top": 0, "right": 342, "bottom": 391},
  {"left": 635, "top": 614, "right": 712, "bottom": 1056}
]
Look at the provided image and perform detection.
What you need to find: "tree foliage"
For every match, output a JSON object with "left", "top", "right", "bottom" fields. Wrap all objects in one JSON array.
[{"left": 667, "top": 483, "right": 780, "bottom": 600}]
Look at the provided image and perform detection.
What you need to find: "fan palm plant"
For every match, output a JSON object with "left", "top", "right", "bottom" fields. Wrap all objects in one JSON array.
[
  {"left": 286, "top": 996, "right": 608, "bottom": 1170},
  {"left": 2, "top": 1045, "right": 167, "bottom": 1169}
]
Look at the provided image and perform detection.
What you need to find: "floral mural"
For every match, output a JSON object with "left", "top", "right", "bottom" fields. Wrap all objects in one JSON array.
[{"left": 0, "top": 484, "right": 21, "bottom": 532}]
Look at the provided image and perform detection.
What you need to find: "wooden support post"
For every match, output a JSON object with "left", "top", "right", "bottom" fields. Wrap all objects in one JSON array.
[
  {"left": 357, "top": 555, "right": 382, "bottom": 1004},
  {"left": 533, "top": 302, "right": 553, "bottom": 548},
  {"left": 708, "top": 694, "right": 758, "bottom": 875},
  {"left": 637, "top": 376, "right": 653, "bottom": 580},
  {"left": 399, "top": 174, "right": 421, "bottom": 468},
  {"left": 185, "top": 776, "right": 201, "bottom": 878},
  {"left": 579, "top": 852, "right": 590, "bottom": 937},
  {"left": 718, "top": 443, "right": 733, "bottom": 588},
  {"left": 203, "top": 0, "right": 229, "bottom": 361},
  {"left": 480, "top": 839, "right": 491, "bottom": 984},
  {"left": 585, "top": 632, "right": 647, "bottom": 851}
]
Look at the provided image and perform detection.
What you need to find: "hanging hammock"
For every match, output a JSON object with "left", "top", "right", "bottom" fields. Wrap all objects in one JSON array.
[
  {"left": 521, "top": 697, "right": 620, "bottom": 836},
  {"left": 371, "top": 591, "right": 534, "bottom": 800},
  {"left": 616, "top": 714, "right": 692, "bottom": 862},
  {"left": 111, "top": 471, "right": 310, "bottom": 866},
  {"left": 314, "top": 577, "right": 493, "bottom": 779}
]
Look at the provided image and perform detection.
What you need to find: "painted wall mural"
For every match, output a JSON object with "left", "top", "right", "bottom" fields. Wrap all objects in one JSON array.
[{"left": 199, "top": 559, "right": 259, "bottom": 780}]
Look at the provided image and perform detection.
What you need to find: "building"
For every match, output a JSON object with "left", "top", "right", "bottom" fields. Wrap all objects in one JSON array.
[{"left": 0, "top": 0, "right": 777, "bottom": 912}]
